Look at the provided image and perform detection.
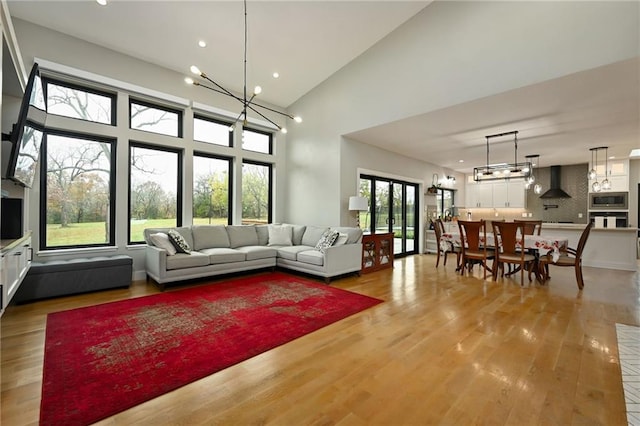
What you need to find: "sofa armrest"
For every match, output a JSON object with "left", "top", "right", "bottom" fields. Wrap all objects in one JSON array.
[
  {"left": 145, "top": 245, "right": 168, "bottom": 279},
  {"left": 323, "top": 243, "right": 362, "bottom": 271}
]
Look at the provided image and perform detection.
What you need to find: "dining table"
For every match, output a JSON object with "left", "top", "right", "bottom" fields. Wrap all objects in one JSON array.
[{"left": 440, "top": 231, "right": 569, "bottom": 263}]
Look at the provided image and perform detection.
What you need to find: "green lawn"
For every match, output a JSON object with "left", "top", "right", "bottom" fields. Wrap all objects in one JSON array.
[{"left": 46, "top": 217, "right": 256, "bottom": 246}]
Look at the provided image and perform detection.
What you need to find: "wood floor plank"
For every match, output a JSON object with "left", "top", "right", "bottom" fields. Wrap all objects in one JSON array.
[{"left": 1, "top": 255, "right": 638, "bottom": 425}]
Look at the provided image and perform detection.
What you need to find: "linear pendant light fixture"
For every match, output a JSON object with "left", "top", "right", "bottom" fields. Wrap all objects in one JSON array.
[
  {"left": 473, "top": 130, "right": 532, "bottom": 182},
  {"left": 185, "top": 0, "right": 302, "bottom": 134}
]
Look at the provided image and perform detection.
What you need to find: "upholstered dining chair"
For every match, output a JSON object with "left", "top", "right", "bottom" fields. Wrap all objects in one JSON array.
[
  {"left": 434, "top": 218, "right": 461, "bottom": 269},
  {"left": 492, "top": 221, "right": 537, "bottom": 286},
  {"left": 538, "top": 223, "right": 592, "bottom": 289},
  {"left": 457, "top": 219, "right": 494, "bottom": 279}
]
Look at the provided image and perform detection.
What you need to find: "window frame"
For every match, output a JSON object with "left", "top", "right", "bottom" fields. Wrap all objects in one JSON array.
[
  {"left": 241, "top": 126, "right": 273, "bottom": 155},
  {"left": 241, "top": 159, "right": 273, "bottom": 225},
  {"left": 129, "top": 98, "right": 183, "bottom": 138},
  {"left": 42, "top": 76, "right": 117, "bottom": 126},
  {"left": 39, "top": 129, "right": 117, "bottom": 250},
  {"left": 127, "top": 141, "right": 184, "bottom": 244},
  {"left": 193, "top": 114, "right": 234, "bottom": 147},
  {"left": 192, "top": 151, "right": 233, "bottom": 225}
]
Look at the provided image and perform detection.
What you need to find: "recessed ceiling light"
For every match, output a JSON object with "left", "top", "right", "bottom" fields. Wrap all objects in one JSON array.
[
  {"left": 458, "top": 159, "right": 464, "bottom": 163},
  {"left": 272, "top": 72, "right": 279, "bottom": 79},
  {"left": 96, "top": 0, "right": 107, "bottom": 5},
  {"left": 198, "top": 40, "right": 207, "bottom": 48}
]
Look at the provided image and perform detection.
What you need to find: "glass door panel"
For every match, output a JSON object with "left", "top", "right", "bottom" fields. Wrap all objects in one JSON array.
[
  {"left": 392, "top": 183, "right": 404, "bottom": 255},
  {"left": 374, "top": 180, "right": 390, "bottom": 234},
  {"left": 406, "top": 186, "right": 416, "bottom": 253}
]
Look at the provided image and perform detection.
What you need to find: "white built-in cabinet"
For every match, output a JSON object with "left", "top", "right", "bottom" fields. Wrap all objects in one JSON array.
[
  {"left": 1, "top": 233, "right": 32, "bottom": 316},
  {"left": 588, "top": 159, "right": 629, "bottom": 192},
  {"left": 465, "top": 178, "right": 526, "bottom": 208}
]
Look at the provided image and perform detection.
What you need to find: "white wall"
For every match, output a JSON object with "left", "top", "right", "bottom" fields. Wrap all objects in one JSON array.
[{"left": 286, "top": 1, "right": 639, "bottom": 227}]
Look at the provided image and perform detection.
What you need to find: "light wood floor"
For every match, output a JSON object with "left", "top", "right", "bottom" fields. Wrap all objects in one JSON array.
[{"left": 2, "top": 254, "right": 639, "bottom": 425}]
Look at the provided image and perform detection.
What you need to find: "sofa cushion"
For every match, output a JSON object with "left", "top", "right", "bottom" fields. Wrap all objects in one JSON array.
[
  {"left": 165, "top": 252, "right": 209, "bottom": 270},
  {"left": 255, "top": 225, "right": 270, "bottom": 246},
  {"left": 192, "top": 225, "right": 230, "bottom": 250},
  {"left": 149, "top": 232, "right": 177, "bottom": 255},
  {"left": 236, "top": 246, "right": 278, "bottom": 261},
  {"left": 199, "top": 248, "right": 246, "bottom": 264},
  {"left": 301, "top": 225, "right": 329, "bottom": 247},
  {"left": 168, "top": 229, "right": 191, "bottom": 254},
  {"left": 283, "top": 223, "right": 307, "bottom": 245},
  {"left": 275, "top": 245, "right": 315, "bottom": 261},
  {"left": 331, "top": 227, "right": 363, "bottom": 244},
  {"left": 297, "top": 250, "right": 324, "bottom": 266},
  {"left": 226, "top": 225, "right": 259, "bottom": 248},
  {"left": 268, "top": 224, "right": 292, "bottom": 246},
  {"left": 315, "top": 229, "right": 339, "bottom": 253}
]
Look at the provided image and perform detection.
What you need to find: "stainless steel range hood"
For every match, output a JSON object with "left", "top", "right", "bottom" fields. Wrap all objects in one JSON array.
[{"left": 539, "top": 165, "right": 571, "bottom": 199}]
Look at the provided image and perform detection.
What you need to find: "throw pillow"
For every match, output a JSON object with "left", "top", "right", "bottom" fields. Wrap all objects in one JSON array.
[
  {"left": 315, "top": 229, "right": 339, "bottom": 253},
  {"left": 149, "top": 232, "right": 177, "bottom": 255},
  {"left": 333, "top": 232, "right": 349, "bottom": 246},
  {"left": 268, "top": 224, "right": 293, "bottom": 246},
  {"left": 167, "top": 229, "right": 191, "bottom": 254}
]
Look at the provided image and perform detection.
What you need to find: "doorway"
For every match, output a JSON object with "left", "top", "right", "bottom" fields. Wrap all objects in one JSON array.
[{"left": 359, "top": 175, "right": 418, "bottom": 257}]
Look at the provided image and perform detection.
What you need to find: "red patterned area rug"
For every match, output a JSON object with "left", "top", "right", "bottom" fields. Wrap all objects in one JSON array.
[{"left": 40, "top": 272, "right": 382, "bottom": 425}]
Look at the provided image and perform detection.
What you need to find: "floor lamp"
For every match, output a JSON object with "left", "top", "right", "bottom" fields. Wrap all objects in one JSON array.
[{"left": 349, "top": 196, "right": 368, "bottom": 228}]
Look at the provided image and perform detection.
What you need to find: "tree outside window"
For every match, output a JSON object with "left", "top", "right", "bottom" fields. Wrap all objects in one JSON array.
[
  {"left": 193, "top": 154, "right": 231, "bottom": 225},
  {"left": 242, "top": 161, "right": 271, "bottom": 224}
]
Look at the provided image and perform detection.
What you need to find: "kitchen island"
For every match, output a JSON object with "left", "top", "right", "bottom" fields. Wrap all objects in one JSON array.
[{"left": 541, "top": 223, "right": 638, "bottom": 271}]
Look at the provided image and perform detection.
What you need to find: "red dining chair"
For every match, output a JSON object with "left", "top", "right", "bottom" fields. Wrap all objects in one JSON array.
[
  {"left": 538, "top": 223, "right": 592, "bottom": 289},
  {"left": 492, "top": 221, "right": 537, "bottom": 286},
  {"left": 457, "top": 219, "right": 494, "bottom": 279}
]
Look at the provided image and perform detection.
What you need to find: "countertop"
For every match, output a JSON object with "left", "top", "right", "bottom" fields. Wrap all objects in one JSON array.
[{"left": 541, "top": 223, "right": 638, "bottom": 232}]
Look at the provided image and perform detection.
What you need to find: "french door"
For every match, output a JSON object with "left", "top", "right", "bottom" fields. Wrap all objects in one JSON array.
[{"left": 360, "top": 175, "right": 418, "bottom": 257}]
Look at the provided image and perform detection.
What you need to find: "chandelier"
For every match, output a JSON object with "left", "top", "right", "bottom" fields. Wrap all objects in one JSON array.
[
  {"left": 473, "top": 130, "right": 532, "bottom": 182},
  {"left": 185, "top": 0, "right": 301, "bottom": 134},
  {"left": 588, "top": 146, "right": 610, "bottom": 192}
]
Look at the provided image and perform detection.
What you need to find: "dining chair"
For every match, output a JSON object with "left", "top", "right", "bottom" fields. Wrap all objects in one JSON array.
[
  {"left": 457, "top": 219, "right": 494, "bottom": 279},
  {"left": 514, "top": 219, "right": 542, "bottom": 235},
  {"left": 434, "top": 218, "right": 461, "bottom": 269},
  {"left": 538, "top": 223, "right": 592, "bottom": 289},
  {"left": 491, "top": 221, "right": 537, "bottom": 286}
]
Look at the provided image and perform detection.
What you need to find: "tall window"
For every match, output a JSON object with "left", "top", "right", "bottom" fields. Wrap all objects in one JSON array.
[
  {"left": 436, "top": 188, "right": 455, "bottom": 219},
  {"left": 130, "top": 99, "right": 182, "bottom": 137},
  {"left": 193, "top": 153, "right": 232, "bottom": 225},
  {"left": 242, "top": 127, "right": 272, "bottom": 154},
  {"left": 40, "top": 131, "right": 115, "bottom": 249},
  {"left": 44, "top": 78, "right": 115, "bottom": 125},
  {"left": 194, "top": 115, "right": 233, "bottom": 147},
  {"left": 242, "top": 161, "right": 272, "bottom": 224},
  {"left": 129, "top": 143, "right": 182, "bottom": 243}
]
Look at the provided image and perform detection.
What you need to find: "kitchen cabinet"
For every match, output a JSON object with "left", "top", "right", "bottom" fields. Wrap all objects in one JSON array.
[
  {"left": 492, "top": 181, "right": 526, "bottom": 208},
  {"left": 465, "top": 181, "right": 493, "bottom": 208},
  {"left": 1, "top": 233, "right": 32, "bottom": 316},
  {"left": 589, "top": 160, "right": 629, "bottom": 192}
]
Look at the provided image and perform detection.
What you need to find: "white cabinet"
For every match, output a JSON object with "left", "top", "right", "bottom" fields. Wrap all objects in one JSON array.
[
  {"left": 465, "top": 180, "right": 525, "bottom": 208},
  {"left": 492, "top": 181, "right": 526, "bottom": 208},
  {"left": 466, "top": 181, "right": 493, "bottom": 208},
  {"left": 1, "top": 234, "right": 32, "bottom": 316},
  {"left": 589, "top": 160, "right": 629, "bottom": 192}
]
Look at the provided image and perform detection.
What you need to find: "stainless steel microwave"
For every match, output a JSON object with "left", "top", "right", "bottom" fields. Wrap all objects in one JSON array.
[{"left": 589, "top": 192, "right": 628, "bottom": 210}]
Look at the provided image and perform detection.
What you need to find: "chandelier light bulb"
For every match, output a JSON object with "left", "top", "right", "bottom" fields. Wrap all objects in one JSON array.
[
  {"left": 96, "top": 0, "right": 107, "bottom": 5},
  {"left": 253, "top": 85, "right": 262, "bottom": 95},
  {"left": 602, "top": 178, "right": 611, "bottom": 191},
  {"left": 184, "top": 77, "right": 194, "bottom": 85},
  {"left": 281, "top": 127, "right": 288, "bottom": 134},
  {"left": 503, "top": 169, "right": 511, "bottom": 176},
  {"left": 534, "top": 183, "right": 542, "bottom": 195},
  {"left": 198, "top": 40, "right": 207, "bottom": 48},
  {"left": 294, "top": 116, "right": 302, "bottom": 123}
]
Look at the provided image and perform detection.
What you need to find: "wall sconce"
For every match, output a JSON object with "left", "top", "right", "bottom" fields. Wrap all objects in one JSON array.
[
  {"left": 446, "top": 176, "right": 456, "bottom": 184},
  {"left": 348, "top": 196, "right": 368, "bottom": 228}
]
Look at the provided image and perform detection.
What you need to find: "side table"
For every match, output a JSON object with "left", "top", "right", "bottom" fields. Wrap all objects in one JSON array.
[{"left": 361, "top": 233, "right": 394, "bottom": 273}]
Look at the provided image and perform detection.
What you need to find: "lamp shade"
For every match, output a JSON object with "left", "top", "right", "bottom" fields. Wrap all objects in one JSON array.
[{"left": 348, "top": 196, "right": 368, "bottom": 211}]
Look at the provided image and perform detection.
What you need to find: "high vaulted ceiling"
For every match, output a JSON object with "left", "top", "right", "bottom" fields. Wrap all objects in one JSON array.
[{"left": 5, "top": 1, "right": 640, "bottom": 173}]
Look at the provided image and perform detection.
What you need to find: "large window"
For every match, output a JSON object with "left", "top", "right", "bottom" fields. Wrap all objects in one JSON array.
[
  {"left": 129, "top": 143, "right": 182, "bottom": 243},
  {"left": 44, "top": 78, "right": 115, "bottom": 125},
  {"left": 193, "top": 153, "right": 232, "bottom": 225},
  {"left": 242, "top": 160, "right": 272, "bottom": 224},
  {"left": 130, "top": 99, "right": 182, "bottom": 137},
  {"left": 194, "top": 115, "right": 233, "bottom": 147},
  {"left": 40, "top": 131, "right": 115, "bottom": 249}
]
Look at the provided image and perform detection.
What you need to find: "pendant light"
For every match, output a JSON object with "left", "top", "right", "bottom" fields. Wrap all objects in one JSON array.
[
  {"left": 524, "top": 154, "right": 541, "bottom": 193},
  {"left": 591, "top": 147, "right": 601, "bottom": 193},
  {"left": 588, "top": 149, "right": 597, "bottom": 180},
  {"left": 533, "top": 155, "right": 542, "bottom": 194},
  {"left": 601, "top": 147, "right": 611, "bottom": 190}
]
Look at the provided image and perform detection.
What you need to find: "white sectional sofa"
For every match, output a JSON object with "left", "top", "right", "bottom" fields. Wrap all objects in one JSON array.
[{"left": 143, "top": 224, "right": 363, "bottom": 287}]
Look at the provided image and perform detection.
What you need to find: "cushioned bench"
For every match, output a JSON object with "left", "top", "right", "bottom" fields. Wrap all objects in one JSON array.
[{"left": 14, "top": 255, "right": 133, "bottom": 303}]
